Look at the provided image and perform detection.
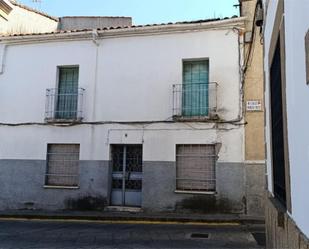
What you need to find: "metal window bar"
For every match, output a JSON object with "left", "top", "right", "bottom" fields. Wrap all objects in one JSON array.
[
  {"left": 176, "top": 144, "right": 217, "bottom": 192},
  {"left": 45, "top": 88, "right": 85, "bottom": 121},
  {"left": 172, "top": 82, "right": 218, "bottom": 118},
  {"left": 45, "top": 144, "right": 80, "bottom": 187}
]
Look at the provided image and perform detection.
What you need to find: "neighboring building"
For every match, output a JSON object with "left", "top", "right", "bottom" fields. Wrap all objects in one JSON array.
[
  {"left": 0, "top": 17, "right": 259, "bottom": 214},
  {"left": 239, "top": 0, "right": 266, "bottom": 217},
  {"left": 0, "top": 0, "right": 58, "bottom": 35},
  {"left": 0, "top": 0, "right": 132, "bottom": 35},
  {"left": 264, "top": 0, "right": 309, "bottom": 248}
]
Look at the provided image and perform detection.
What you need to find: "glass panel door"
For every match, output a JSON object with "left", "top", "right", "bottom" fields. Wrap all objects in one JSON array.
[
  {"left": 183, "top": 61, "right": 209, "bottom": 116},
  {"left": 56, "top": 67, "right": 79, "bottom": 119},
  {"left": 111, "top": 145, "right": 142, "bottom": 207}
]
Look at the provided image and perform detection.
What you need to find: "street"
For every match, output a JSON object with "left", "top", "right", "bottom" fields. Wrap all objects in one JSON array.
[{"left": 0, "top": 219, "right": 265, "bottom": 249}]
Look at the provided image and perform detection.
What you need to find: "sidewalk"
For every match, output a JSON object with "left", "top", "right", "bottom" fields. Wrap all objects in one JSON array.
[{"left": 0, "top": 209, "right": 265, "bottom": 225}]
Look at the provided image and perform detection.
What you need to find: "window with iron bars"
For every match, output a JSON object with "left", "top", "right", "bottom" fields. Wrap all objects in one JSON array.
[
  {"left": 45, "top": 66, "right": 85, "bottom": 122},
  {"left": 176, "top": 144, "right": 217, "bottom": 192},
  {"left": 45, "top": 144, "right": 80, "bottom": 187}
]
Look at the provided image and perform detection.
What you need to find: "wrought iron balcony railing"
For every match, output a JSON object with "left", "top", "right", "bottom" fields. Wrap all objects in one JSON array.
[
  {"left": 45, "top": 88, "right": 85, "bottom": 122},
  {"left": 172, "top": 82, "right": 218, "bottom": 119}
]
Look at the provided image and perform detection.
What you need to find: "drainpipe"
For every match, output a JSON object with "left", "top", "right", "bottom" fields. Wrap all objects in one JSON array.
[
  {"left": 90, "top": 29, "right": 100, "bottom": 159},
  {"left": 92, "top": 29, "right": 99, "bottom": 46},
  {"left": 91, "top": 29, "right": 100, "bottom": 121},
  {"left": 0, "top": 44, "right": 7, "bottom": 75}
]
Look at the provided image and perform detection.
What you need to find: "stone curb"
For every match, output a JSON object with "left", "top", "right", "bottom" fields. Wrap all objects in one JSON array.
[{"left": 0, "top": 211, "right": 265, "bottom": 225}]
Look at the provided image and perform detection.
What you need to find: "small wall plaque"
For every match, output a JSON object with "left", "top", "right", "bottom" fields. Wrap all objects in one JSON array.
[{"left": 246, "top": 100, "right": 262, "bottom": 111}]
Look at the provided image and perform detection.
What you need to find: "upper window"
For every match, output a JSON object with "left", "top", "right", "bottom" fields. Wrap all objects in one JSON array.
[
  {"left": 176, "top": 144, "right": 217, "bottom": 192},
  {"left": 45, "top": 144, "right": 80, "bottom": 187},
  {"left": 182, "top": 60, "right": 209, "bottom": 116},
  {"left": 172, "top": 60, "right": 217, "bottom": 119},
  {"left": 45, "top": 66, "right": 85, "bottom": 122},
  {"left": 56, "top": 67, "right": 79, "bottom": 119}
]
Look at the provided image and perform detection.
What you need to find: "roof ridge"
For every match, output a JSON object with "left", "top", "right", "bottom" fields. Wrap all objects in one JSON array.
[
  {"left": 0, "top": 16, "right": 244, "bottom": 38},
  {"left": 9, "top": 0, "right": 59, "bottom": 22}
]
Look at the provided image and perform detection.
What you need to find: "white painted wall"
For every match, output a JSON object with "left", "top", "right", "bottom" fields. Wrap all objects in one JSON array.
[
  {"left": 263, "top": 0, "right": 278, "bottom": 195},
  {"left": 0, "top": 1, "right": 58, "bottom": 35},
  {"left": 0, "top": 28, "right": 244, "bottom": 163},
  {"left": 284, "top": 0, "right": 309, "bottom": 238},
  {"left": 264, "top": 0, "right": 309, "bottom": 238}
]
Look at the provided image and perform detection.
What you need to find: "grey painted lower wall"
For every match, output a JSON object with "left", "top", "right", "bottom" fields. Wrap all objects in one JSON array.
[
  {"left": 0, "top": 160, "right": 110, "bottom": 210},
  {"left": 244, "top": 163, "right": 265, "bottom": 217},
  {"left": 143, "top": 161, "right": 245, "bottom": 214},
  {"left": 0, "top": 160, "right": 264, "bottom": 215}
]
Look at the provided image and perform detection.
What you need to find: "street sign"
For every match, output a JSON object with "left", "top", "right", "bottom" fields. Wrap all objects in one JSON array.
[{"left": 246, "top": 100, "right": 262, "bottom": 111}]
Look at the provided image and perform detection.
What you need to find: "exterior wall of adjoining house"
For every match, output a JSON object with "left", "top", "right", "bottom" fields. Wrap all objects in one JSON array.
[
  {"left": 0, "top": 24, "right": 251, "bottom": 213},
  {"left": 240, "top": 0, "right": 265, "bottom": 217},
  {"left": 0, "top": 0, "right": 12, "bottom": 20},
  {"left": 0, "top": 0, "right": 58, "bottom": 35},
  {"left": 59, "top": 17, "right": 132, "bottom": 30},
  {"left": 264, "top": 0, "right": 309, "bottom": 247},
  {"left": 265, "top": 197, "right": 309, "bottom": 249}
]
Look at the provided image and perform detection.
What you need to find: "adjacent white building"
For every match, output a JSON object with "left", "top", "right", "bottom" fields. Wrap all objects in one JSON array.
[
  {"left": 263, "top": 0, "right": 309, "bottom": 248},
  {"left": 0, "top": 16, "right": 261, "bottom": 215},
  {"left": 0, "top": 0, "right": 58, "bottom": 35}
]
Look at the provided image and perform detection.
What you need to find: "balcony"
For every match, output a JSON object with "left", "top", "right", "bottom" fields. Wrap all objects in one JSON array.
[
  {"left": 172, "top": 82, "right": 218, "bottom": 120},
  {"left": 45, "top": 88, "right": 85, "bottom": 122}
]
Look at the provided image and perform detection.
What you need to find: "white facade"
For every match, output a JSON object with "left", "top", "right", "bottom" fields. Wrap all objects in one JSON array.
[
  {"left": 0, "top": 20, "right": 244, "bottom": 162},
  {"left": 0, "top": 18, "right": 249, "bottom": 212},
  {"left": 264, "top": 0, "right": 309, "bottom": 238},
  {"left": 0, "top": 0, "right": 58, "bottom": 35}
]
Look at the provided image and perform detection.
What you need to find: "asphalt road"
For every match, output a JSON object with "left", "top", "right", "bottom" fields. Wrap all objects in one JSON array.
[{"left": 0, "top": 219, "right": 265, "bottom": 249}]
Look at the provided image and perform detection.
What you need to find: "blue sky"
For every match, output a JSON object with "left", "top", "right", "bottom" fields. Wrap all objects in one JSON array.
[{"left": 18, "top": 0, "right": 239, "bottom": 25}]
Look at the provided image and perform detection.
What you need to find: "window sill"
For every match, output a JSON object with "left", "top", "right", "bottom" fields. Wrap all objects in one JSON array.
[
  {"left": 43, "top": 185, "right": 79, "bottom": 190},
  {"left": 174, "top": 190, "right": 216, "bottom": 195},
  {"left": 172, "top": 114, "right": 219, "bottom": 122},
  {"left": 44, "top": 118, "right": 83, "bottom": 124}
]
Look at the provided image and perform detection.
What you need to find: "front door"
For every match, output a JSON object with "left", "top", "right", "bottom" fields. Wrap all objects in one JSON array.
[{"left": 111, "top": 145, "right": 142, "bottom": 207}]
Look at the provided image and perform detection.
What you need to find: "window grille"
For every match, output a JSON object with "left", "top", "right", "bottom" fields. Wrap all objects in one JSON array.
[
  {"left": 45, "top": 144, "right": 80, "bottom": 187},
  {"left": 176, "top": 144, "right": 216, "bottom": 192}
]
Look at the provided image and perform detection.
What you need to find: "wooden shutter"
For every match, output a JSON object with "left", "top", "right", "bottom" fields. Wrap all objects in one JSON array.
[
  {"left": 176, "top": 144, "right": 216, "bottom": 191},
  {"left": 46, "top": 144, "right": 79, "bottom": 186}
]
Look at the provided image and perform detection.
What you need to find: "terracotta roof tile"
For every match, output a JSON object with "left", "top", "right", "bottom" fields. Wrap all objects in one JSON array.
[{"left": 1, "top": 16, "right": 241, "bottom": 38}]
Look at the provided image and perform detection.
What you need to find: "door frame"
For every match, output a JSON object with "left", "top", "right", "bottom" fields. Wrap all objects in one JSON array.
[{"left": 109, "top": 144, "right": 143, "bottom": 207}]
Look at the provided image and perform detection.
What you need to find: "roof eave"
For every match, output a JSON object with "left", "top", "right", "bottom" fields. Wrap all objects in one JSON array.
[{"left": 0, "top": 17, "right": 246, "bottom": 44}]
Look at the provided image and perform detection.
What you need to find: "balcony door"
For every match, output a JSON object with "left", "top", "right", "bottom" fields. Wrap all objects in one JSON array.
[
  {"left": 182, "top": 60, "right": 209, "bottom": 116},
  {"left": 56, "top": 67, "right": 79, "bottom": 119}
]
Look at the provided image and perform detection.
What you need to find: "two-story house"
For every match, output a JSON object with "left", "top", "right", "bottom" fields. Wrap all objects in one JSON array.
[{"left": 0, "top": 16, "right": 261, "bottom": 215}]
